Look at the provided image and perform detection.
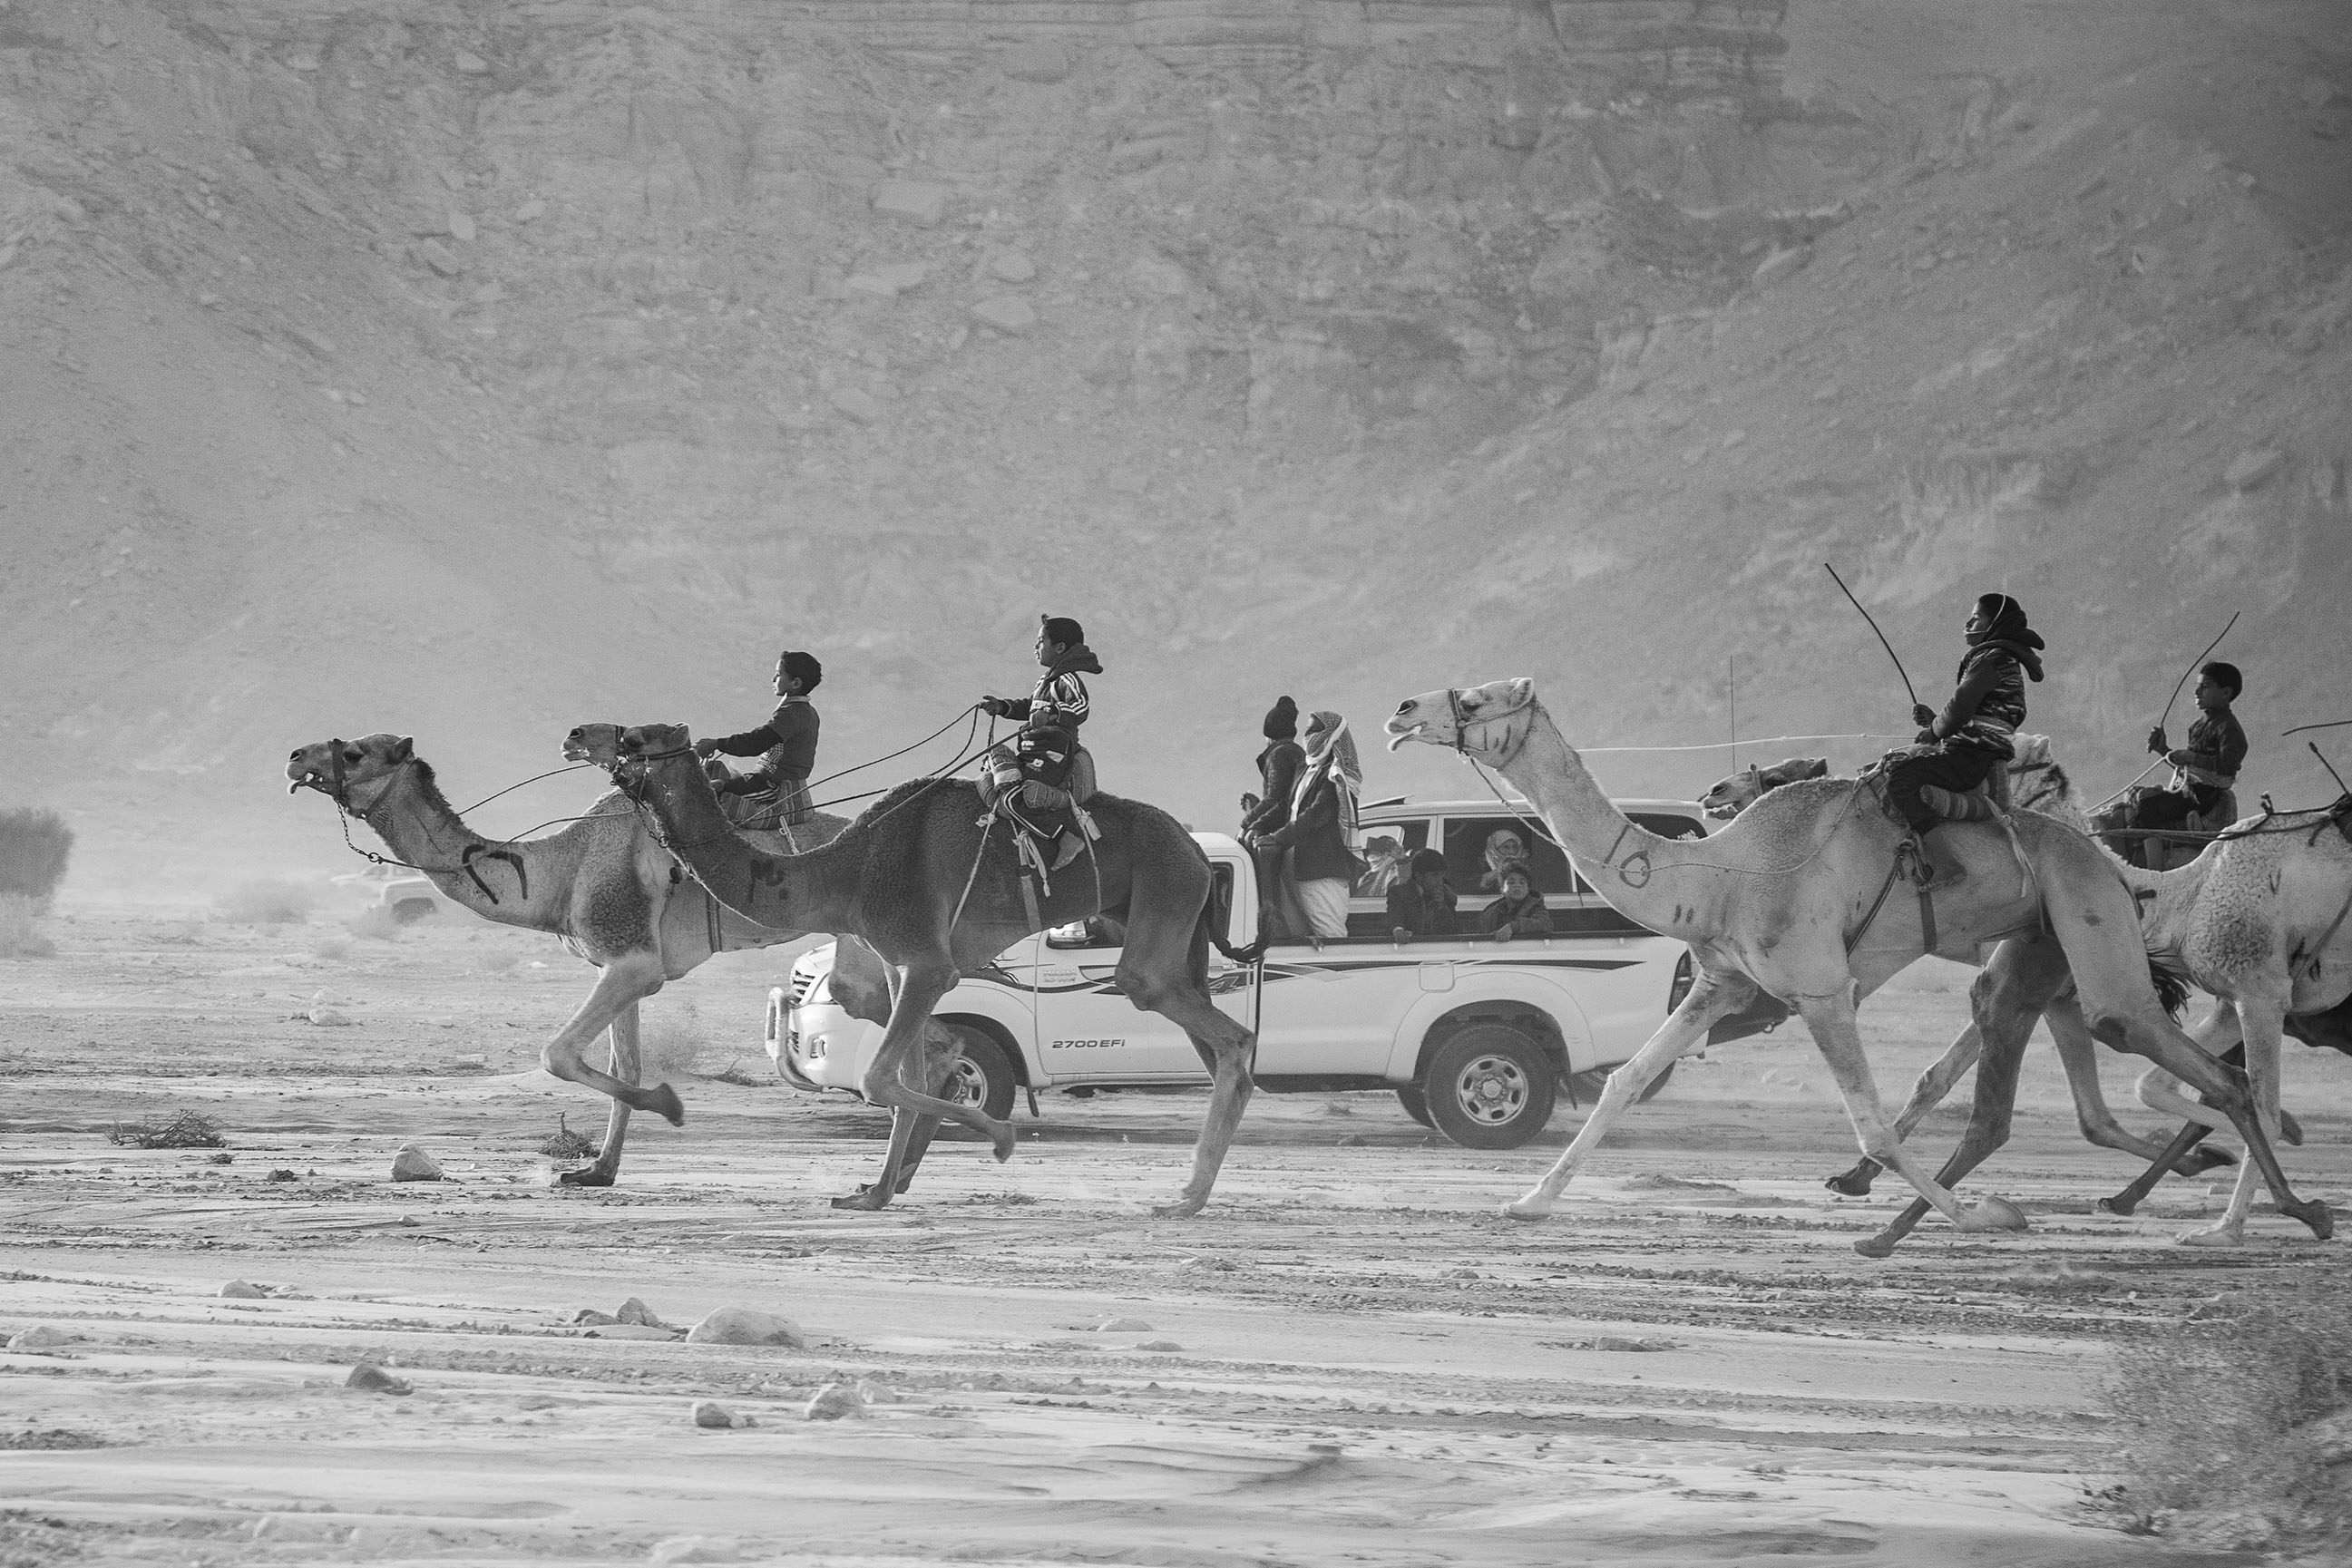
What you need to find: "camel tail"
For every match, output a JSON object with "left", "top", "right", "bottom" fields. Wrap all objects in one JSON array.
[
  {"left": 2147, "top": 956, "right": 2191, "bottom": 1020},
  {"left": 1201, "top": 874, "right": 1268, "bottom": 966}
]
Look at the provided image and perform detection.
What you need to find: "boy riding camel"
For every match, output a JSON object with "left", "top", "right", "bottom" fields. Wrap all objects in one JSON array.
[
  {"left": 1886, "top": 592, "right": 2045, "bottom": 884},
  {"left": 696, "top": 649, "right": 823, "bottom": 827},
  {"left": 980, "top": 616, "right": 1102, "bottom": 876}
]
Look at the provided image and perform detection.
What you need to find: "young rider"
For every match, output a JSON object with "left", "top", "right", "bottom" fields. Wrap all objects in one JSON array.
[
  {"left": 696, "top": 649, "right": 823, "bottom": 827},
  {"left": 2132, "top": 662, "right": 2249, "bottom": 834},
  {"left": 981, "top": 616, "right": 1103, "bottom": 872},
  {"left": 1886, "top": 592, "right": 2045, "bottom": 883}
]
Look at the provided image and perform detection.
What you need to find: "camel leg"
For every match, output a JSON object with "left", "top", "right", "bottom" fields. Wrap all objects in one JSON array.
[
  {"left": 1857, "top": 944, "right": 2064, "bottom": 1255},
  {"left": 1506, "top": 968, "right": 1754, "bottom": 1219},
  {"left": 854, "top": 1023, "right": 961, "bottom": 1199},
  {"left": 2049, "top": 882, "right": 2330, "bottom": 1241},
  {"left": 2136, "top": 1005, "right": 2302, "bottom": 1148},
  {"left": 832, "top": 962, "right": 1014, "bottom": 1211},
  {"left": 1795, "top": 988, "right": 2024, "bottom": 1246},
  {"left": 1131, "top": 958, "right": 1256, "bottom": 1220},
  {"left": 556, "top": 1002, "right": 640, "bottom": 1189},
  {"left": 2048, "top": 990, "right": 2236, "bottom": 1173},
  {"left": 540, "top": 952, "right": 684, "bottom": 1129},
  {"left": 2097, "top": 1046, "right": 2245, "bottom": 1216},
  {"left": 1826, "top": 1018, "right": 1982, "bottom": 1197},
  {"left": 2181, "top": 995, "right": 2289, "bottom": 1247}
]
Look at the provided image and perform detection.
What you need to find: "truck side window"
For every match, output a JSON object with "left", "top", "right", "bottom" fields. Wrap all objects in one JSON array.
[
  {"left": 1440, "top": 817, "right": 1576, "bottom": 897},
  {"left": 1352, "top": 819, "right": 1428, "bottom": 897}
]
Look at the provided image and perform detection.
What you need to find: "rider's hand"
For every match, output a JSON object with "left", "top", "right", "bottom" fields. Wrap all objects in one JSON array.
[
  {"left": 2147, "top": 726, "right": 2170, "bottom": 756},
  {"left": 1914, "top": 728, "right": 1937, "bottom": 745},
  {"left": 1391, "top": 926, "right": 1411, "bottom": 944},
  {"left": 1494, "top": 923, "right": 1514, "bottom": 943},
  {"left": 979, "top": 696, "right": 1006, "bottom": 717},
  {"left": 2165, "top": 749, "right": 2188, "bottom": 766},
  {"left": 692, "top": 738, "right": 720, "bottom": 759},
  {"left": 1911, "top": 703, "right": 1936, "bottom": 729}
]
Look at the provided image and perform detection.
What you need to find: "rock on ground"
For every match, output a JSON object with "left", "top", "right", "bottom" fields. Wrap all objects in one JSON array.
[
  {"left": 219, "top": 1280, "right": 267, "bottom": 1298},
  {"left": 804, "top": 1382, "right": 864, "bottom": 1420},
  {"left": 390, "top": 1144, "right": 443, "bottom": 1182},
  {"left": 345, "top": 1362, "right": 412, "bottom": 1395},
  {"left": 691, "top": 1399, "right": 753, "bottom": 1429},
  {"left": 685, "top": 1307, "right": 805, "bottom": 1348}
]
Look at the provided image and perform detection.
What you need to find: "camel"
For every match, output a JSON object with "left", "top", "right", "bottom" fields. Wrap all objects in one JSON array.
[
  {"left": 1384, "top": 679, "right": 2331, "bottom": 1254},
  {"left": 563, "top": 721, "right": 1261, "bottom": 1216},
  {"left": 1700, "top": 740, "right": 2239, "bottom": 1193},
  {"left": 287, "top": 734, "right": 953, "bottom": 1187}
]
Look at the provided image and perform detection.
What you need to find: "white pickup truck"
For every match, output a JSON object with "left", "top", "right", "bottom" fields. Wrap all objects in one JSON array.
[{"left": 766, "top": 794, "right": 1788, "bottom": 1149}]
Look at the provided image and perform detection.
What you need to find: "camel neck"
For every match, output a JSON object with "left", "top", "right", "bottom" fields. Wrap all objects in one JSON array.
[
  {"left": 637, "top": 755, "right": 861, "bottom": 928},
  {"left": 1498, "top": 713, "right": 1695, "bottom": 930},
  {"left": 356, "top": 766, "right": 551, "bottom": 928}
]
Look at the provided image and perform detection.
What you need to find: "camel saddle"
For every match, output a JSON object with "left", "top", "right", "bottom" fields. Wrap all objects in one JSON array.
[{"left": 977, "top": 726, "right": 1100, "bottom": 900}]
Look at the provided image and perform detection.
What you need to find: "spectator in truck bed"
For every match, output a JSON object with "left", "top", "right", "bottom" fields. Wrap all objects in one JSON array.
[
  {"left": 1254, "top": 709, "right": 1361, "bottom": 942},
  {"left": 1479, "top": 864, "right": 1553, "bottom": 942},
  {"left": 1387, "top": 848, "right": 1459, "bottom": 941}
]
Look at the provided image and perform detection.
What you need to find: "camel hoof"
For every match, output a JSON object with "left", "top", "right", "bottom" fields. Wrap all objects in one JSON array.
[
  {"left": 2181, "top": 1146, "right": 2236, "bottom": 1175},
  {"left": 2176, "top": 1223, "right": 2246, "bottom": 1249},
  {"left": 1501, "top": 1197, "right": 1553, "bottom": 1222},
  {"left": 1965, "top": 1195, "right": 2029, "bottom": 1233},
  {"left": 646, "top": 1083, "right": 685, "bottom": 1127},
  {"left": 556, "top": 1165, "right": 616, "bottom": 1188},
  {"left": 1823, "top": 1167, "right": 1878, "bottom": 1198},
  {"left": 831, "top": 1188, "right": 893, "bottom": 1212},
  {"left": 1150, "top": 1198, "right": 1206, "bottom": 1219},
  {"left": 2096, "top": 1194, "right": 2139, "bottom": 1217},
  {"left": 2285, "top": 1198, "right": 2335, "bottom": 1242},
  {"left": 1852, "top": 1233, "right": 1898, "bottom": 1260},
  {"left": 987, "top": 1121, "right": 1016, "bottom": 1164},
  {"left": 2280, "top": 1109, "right": 2305, "bottom": 1147}
]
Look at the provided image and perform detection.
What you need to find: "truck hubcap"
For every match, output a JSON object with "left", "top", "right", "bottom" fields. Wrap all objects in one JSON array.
[{"left": 1453, "top": 1055, "right": 1528, "bottom": 1125}]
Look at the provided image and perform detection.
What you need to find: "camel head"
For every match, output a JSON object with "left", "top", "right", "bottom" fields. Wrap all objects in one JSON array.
[
  {"left": 286, "top": 734, "right": 415, "bottom": 804},
  {"left": 562, "top": 722, "right": 694, "bottom": 778},
  {"left": 1701, "top": 756, "right": 1830, "bottom": 819},
  {"left": 1385, "top": 677, "right": 1537, "bottom": 763}
]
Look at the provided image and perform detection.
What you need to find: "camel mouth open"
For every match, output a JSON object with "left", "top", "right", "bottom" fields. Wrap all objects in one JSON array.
[
  {"left": 286, "top": 765, "right": 327, "bottom": 795},
  {"left": 1384, "top": 720, "right": 1429, "bottom": 752}
]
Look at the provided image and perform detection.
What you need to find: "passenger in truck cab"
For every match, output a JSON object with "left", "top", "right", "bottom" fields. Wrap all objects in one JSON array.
[
  {"left": 1479, "top": 828, "right": 1527, "bottom": 891},
  {"left": 1479, "top": 863, "right": 1553, "bottom": 942},
  {"left": 1387, "top": 848, "right": 1459, "bottom": 941}
]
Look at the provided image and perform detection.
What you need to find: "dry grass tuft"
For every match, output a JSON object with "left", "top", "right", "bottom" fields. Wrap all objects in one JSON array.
[
  {"left": 107, "top": 1112, "right": 228, "bottom": 1150},
  {"left": 2101, "top": 1266, "right": 2352, "bottom": 1553},
  {"left": 640, "top": 1003, "right": 710, "bottom": 1078},
  {"left": 0, "top": 895, "right": 56, "bottom": 959},
  {"left": 0, "top": 806, "right": 72, "bottom": 907},
  {"left": 537, "top": 1115, "right": 599, "bottom": 1160},
  {"left": 213, "top": 879, "right": 316, "bottom": 926},
  {"left": 0, "top": 1429, "right": 108, "bottom": 1450}
]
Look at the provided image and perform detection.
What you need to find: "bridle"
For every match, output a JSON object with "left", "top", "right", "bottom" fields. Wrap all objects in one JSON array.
[
  {"left": 1443, "top": 686, "right": 1537, "bottom": 772},
  {"left": 294, "top": 740, "right": 523, "bottom": 904}
]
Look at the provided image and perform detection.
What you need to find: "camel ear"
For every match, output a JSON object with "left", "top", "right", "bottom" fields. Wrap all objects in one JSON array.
[
  {"left": 1506, "top": 677, "right": 1536, "bottom": 708},
  {"left": 390, "top": 736, "right": 415, "bottom": 763}
]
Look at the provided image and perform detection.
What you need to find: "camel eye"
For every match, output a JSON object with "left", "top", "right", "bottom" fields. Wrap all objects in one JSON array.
[{"left": 344, "top": 748, "right": 363, "bottom": 764}]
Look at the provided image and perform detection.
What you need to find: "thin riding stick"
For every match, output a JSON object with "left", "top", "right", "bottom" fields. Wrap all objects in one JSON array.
[
  {"left": 1822, "top": 563, "right": 1918, "bottom": 709},
  {"left": 2311, "top": 743, "right": 2351, "bottom": 797},
  {"left": 2156, "top": 611, "right": 2238, "bottom": 736},
  {"left": 2286, "top": 719, "right": 2352, "bottom": 737}
]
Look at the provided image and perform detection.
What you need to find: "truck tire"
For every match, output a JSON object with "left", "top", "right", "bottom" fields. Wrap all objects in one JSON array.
[
  {"left": 1395, "top": 1085, "right": 1435, "bottom": 1128},
  {"left": 391, "top": 898, "right": 438, "bottom": 924},
  {"left": 939, "top": 1026, "right": 1019, "bottom": 1122},
  {"left": 1566, "top": 1059, "right": 1676, "bottom": 1108},
  {"left": 1423, "top": 1025, "right": 1557, "bottom": 1150}
]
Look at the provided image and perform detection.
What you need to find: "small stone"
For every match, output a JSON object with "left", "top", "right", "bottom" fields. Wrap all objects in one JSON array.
[
  {"left": 988, "top": 248, "right": 1036, "bottom": 284},
  {"left": 2224, "top": 446, "right": 2285, "bottom": 491},
  {"left": 829, "top": 386, "right": 882, "bottom": 423},
  {"left": 1133, "top": 1339, "right": 1185, "bottom": 1352},
  {"left": 267, "top": 1169, "right": 297, "bottom": 1183},
  {"left": 389, "top": 1144, "right": 443, "bottom": 1182},
  {"left": 650, "top": 1537, "right": 740, "bottom": 1564},
  {"left": 968, "top": 296, "right": 1036, "bottom": 336},
  {"left": 615, "top": 1297, "right": 669, "bottom": 1328},
  {"left": 413, "top": 240, "right": 464, "bottom": 278},
  {"left": 690, "top": 1399, "right": 750, "bottom": 1429},
  {"left": 1334, "top": 1134, "right": 1364, "bottom": 1146},
  {"left": 685, "top": 1307, "right": 805, "bottom": 1348},
  {"left": 1752, "top": 245, "right": 1810, "bottom": 287},
  {"left": 1445, "top": 1268, "right": 1480, "bottom": 1280},
  {"left": 871, "top": 180, "right": 948, "bottom": 227},
  {"left": 220, "top": 1281, "right": 268, "bottom": 1299},
  {"left": 998, "top": 39, "right": 1073, "bottom": 83},
  {"left": 346, "top": 1361, "right": 412, "bottom": 1395},
  {"left": 1096, "top": 1316, "right": 1153, "bottom": 1333},
  {"left": 571, "top": 1308, "right": 620, "bottom": 1326},
  {"left": 307, "top": 1000, "right": 351, "bottom": 1025},
  {"left": 6, "top": 1325, "right": 68, "bottom": 1349},
  {"left": 514, "top": 198, "right": 547, "bottom": 222},
  {"left": 454, "top": 50, "right": 490, "bottom": 74},
  {"left": 447, "top": 210, "right": 476, "bottom": 244},
  {"left": 94, "top": 22, "right": 119, "bottom": 47},
  {"left": 804, "top": 1383, "right": 864, "bottom": 1421}
]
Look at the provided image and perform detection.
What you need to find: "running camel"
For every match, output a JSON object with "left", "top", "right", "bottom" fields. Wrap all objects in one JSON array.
[
  {"left": 1384, "top": 679, "right": 2330, "bottom": 1254},
  {"left": 287, "top": 734, "right": 954, "bottom": 1186},
  {"left": 564, "top": 721, "right": 1261, "bottom": 1216}
]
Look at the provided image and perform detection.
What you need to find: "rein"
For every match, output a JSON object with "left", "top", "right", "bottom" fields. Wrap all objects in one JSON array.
[{"left": 301, "top": 741, "right": 527, "bottom": 904}]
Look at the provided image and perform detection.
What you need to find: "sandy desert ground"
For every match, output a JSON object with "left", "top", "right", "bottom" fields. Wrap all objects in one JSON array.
[{"left": 5, "top": 906, "right": 2349, "bottom": 1567}]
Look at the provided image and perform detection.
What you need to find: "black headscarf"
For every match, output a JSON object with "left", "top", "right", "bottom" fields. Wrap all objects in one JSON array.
[
  {"left": 1965, "top": 593, "right": 2045, "bottom": 682},
  {"left": 1263, "top": 696, "right": 1298, "bottom": 741}
]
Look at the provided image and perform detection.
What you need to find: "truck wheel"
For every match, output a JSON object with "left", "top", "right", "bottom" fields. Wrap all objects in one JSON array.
[
  {"left": 1395, "top": 1085, "right": 1435, "bottom": 1128},
  {"left": 1566, "top": 1060, "right": 1676, "bottom": 1108},
  {"left": 1423, "top": 1025, "right": 1557, "bottom": 1151},
  {"left": 940, "top": 1027, "right": 1019, "bottom": 1122},
  {"left": 391, "top": 899, "right": 438, "bottom": 924}
]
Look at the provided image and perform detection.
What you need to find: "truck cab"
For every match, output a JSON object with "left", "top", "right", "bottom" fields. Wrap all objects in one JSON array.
[{"left": 769, "top": 794, "right": 1786, "bottom": 1149}]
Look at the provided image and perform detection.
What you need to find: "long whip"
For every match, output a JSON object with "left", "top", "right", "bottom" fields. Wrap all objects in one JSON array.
[
  {"left": 2285, "top": 719, "right": 2352, "bottom": 737},
  {"left": 1822, "top": 563, "right": 1918, "bottom": 709},
  {"left": 2156, "top": 611, "right": 2238, "bottom": 736}
]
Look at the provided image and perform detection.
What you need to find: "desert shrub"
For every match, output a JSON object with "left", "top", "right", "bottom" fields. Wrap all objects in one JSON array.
[
  {"left": 640, "top": 1002, "right": 709, "bottom": 1078},
  {"left": 538, "top": 1114, "right": 599, "bottom": 1160},
  {"left": 345, "top": 905, "right": 403, "bottom": 941},
  {"left": 213, "top": 879, "right": 316, "bottom": 925},
  {"left": 0, "top": 896, "right": 55, "bottom": 959},
  {"left": 108, "top": 1112, "right": 227, "bottom": 1149},
  {"left": 0, "top": 807, "right": 72, "bottom": 907},
  {"left": 307, "top": 931, "right": 353, "bottom": 961},
  {"left": 2102, "top": 1266, "right": 2352, "bottom": 1551}
]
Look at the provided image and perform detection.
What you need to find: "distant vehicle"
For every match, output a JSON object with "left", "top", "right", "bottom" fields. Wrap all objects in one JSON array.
[
  {"left": 766, "top": 795, "right": 1789, "bottom": 1150},
  {"left": 332, "top": 865, "right": 447, "bottom": 924}
]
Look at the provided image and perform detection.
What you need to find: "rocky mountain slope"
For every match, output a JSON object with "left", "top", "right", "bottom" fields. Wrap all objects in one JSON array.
[{"left": 2, "top": 0, "right": 2346, "bottom": 890}]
